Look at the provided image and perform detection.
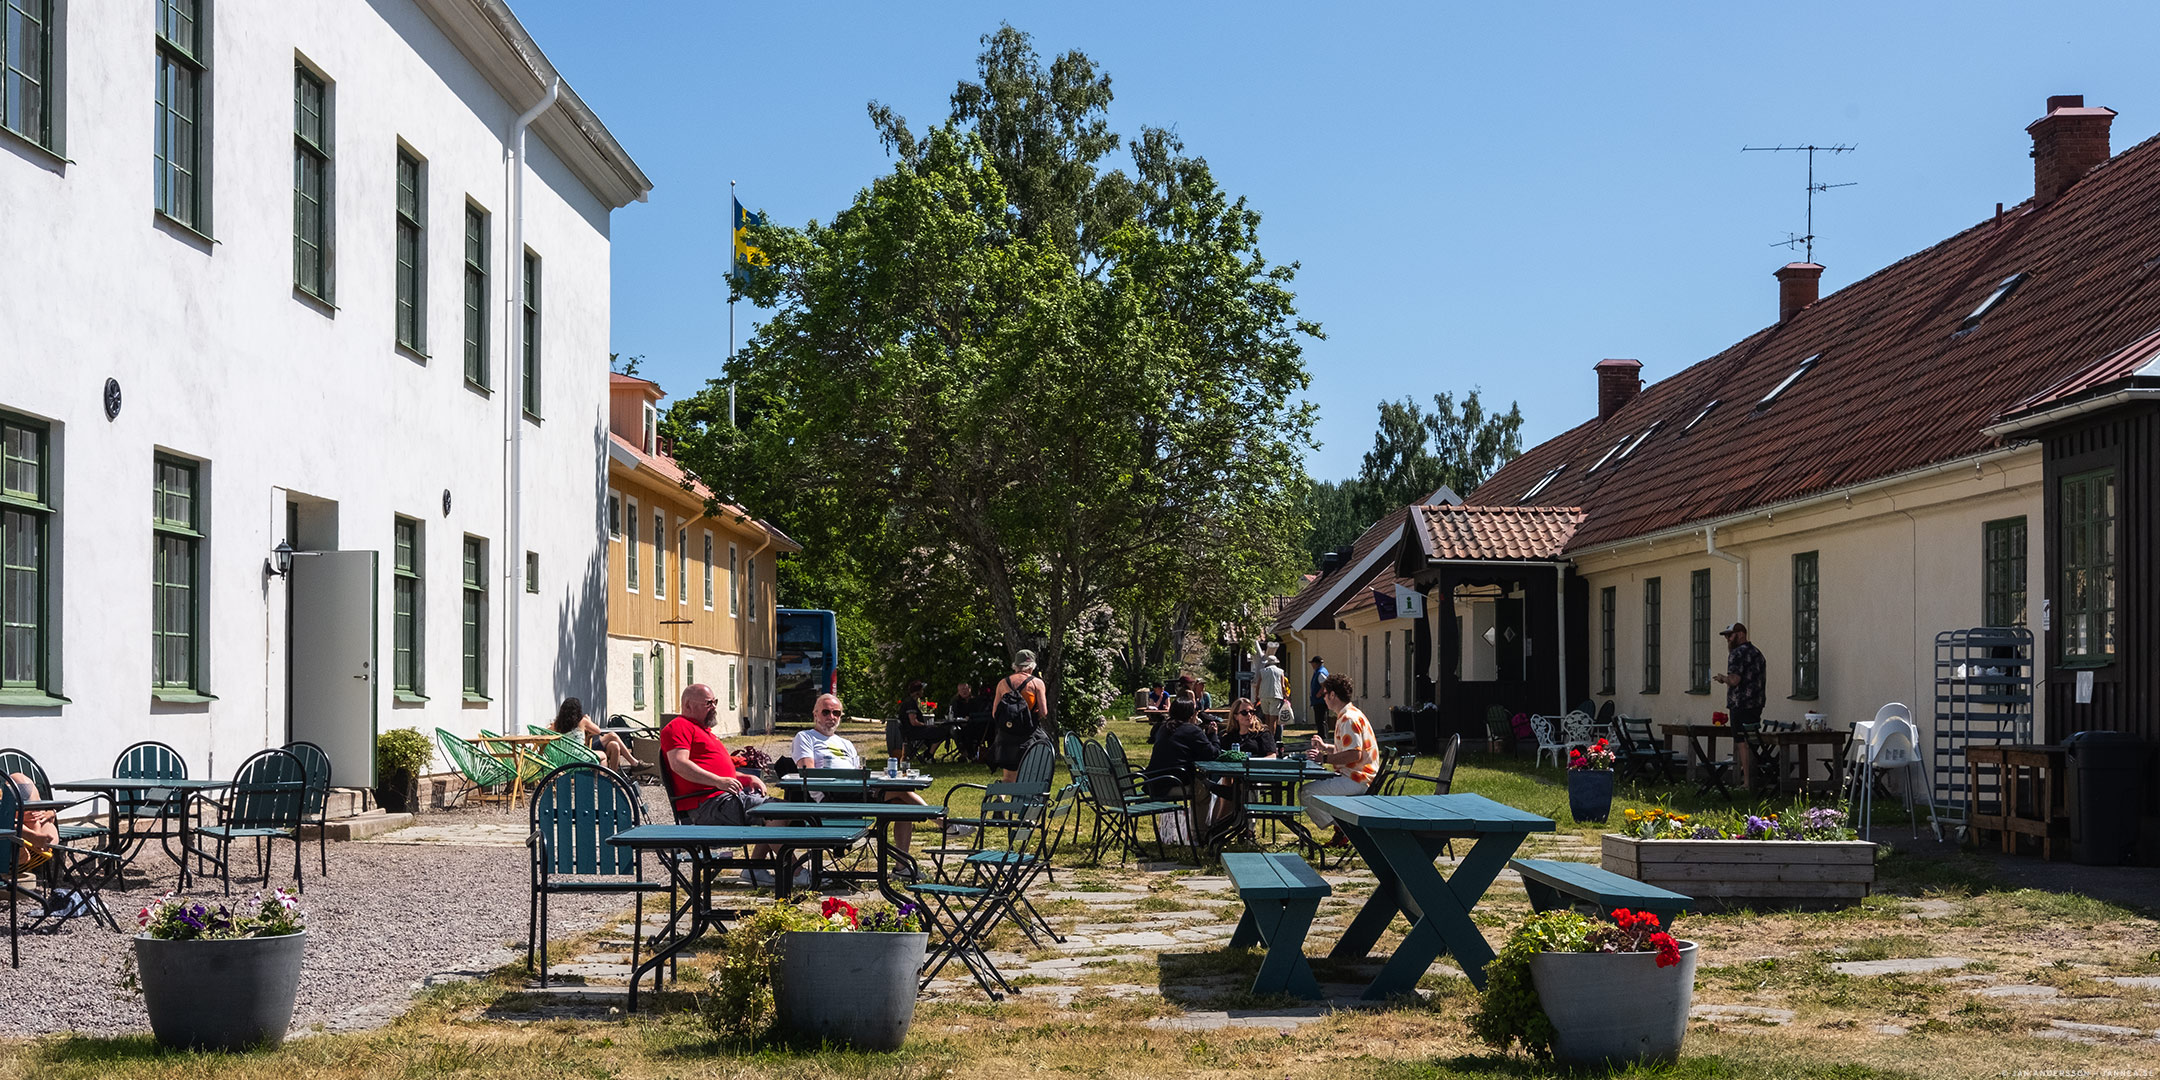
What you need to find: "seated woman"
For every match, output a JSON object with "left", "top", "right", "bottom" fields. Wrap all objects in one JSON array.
[
  {"left": 10, "top": 772, "right": 56, "bottom": 877},
  {"left": 552, "top": 696, "right": 637, "bottom": 771},
  {"left": 1225, "top": 697, "right": 1278, "bottom": 758},
  {"left": 1143, "top": 701, "right": 1238, "bottom": 842}
]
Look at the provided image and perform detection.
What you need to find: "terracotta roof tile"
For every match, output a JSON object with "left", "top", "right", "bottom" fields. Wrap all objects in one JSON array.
[
  {"left": 1413, "top": 505, "right": 1586, "bottom": 561},
  {"left": 1469, "top": 120, "right": 2160, "bottom": 552},
  {"left": 608, "top": 433, "right": 800, "bottom": 552}
]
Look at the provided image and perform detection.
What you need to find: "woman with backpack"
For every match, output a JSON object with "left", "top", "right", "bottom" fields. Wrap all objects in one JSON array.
[{"left": 989, "top": 650, "right": 1049, "bottom": 781}]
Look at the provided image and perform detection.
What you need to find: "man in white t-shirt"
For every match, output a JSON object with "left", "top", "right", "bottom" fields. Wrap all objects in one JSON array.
[{"left": 790, "top": 692, "right": 957, "bottom": 854}]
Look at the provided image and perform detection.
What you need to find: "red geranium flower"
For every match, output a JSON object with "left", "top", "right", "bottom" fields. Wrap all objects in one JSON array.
[{"left": 821, "top": 896, "right": 858, "bottom": 927}]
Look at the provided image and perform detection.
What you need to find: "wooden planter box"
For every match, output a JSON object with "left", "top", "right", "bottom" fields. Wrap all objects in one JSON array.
[{"left": 1602, "top": 834, "right": 1877, "bottom": 908}]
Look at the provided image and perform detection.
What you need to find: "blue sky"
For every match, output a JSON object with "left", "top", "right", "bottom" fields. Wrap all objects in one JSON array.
[{"left": 511, "top": 1, "right": 2160, "bottom": 482}]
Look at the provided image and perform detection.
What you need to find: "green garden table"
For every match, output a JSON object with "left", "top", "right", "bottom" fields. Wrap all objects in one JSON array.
[
  {"left": 749, "top": 800, "right": 945, "bottom": 905},
  {"left": 773, "top": 774, "right": 935, "bottom": 797},
  {"left": 1307, "top": 792, "right": 1554, "bottom": 998}
]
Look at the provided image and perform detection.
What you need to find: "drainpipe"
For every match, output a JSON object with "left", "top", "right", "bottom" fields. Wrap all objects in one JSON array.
[
  {"left": 738, "top": 520, "right": 775, "bottom": 734},
  {"left": 1554, "top": 563, "right": 1569, "bottom": 716},
  {"left": 504, "top": 77, "right": 559, "bottom": 735},
  {"left": 1704, "top": 524, "right": 1747, "bottom": 625}
]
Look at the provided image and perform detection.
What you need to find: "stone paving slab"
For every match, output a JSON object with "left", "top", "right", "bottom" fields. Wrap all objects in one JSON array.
[
  {"left": 2102, "top": 976, "right": 2160, "bottom": 990},
  {"left": 361, "top": 819, "right": 530, "bottom": 847},
  {"left": 1691, "top": 1004, "right": 1796, "bottom": 1025},
  {"left": 1098, "top": 931, "right": 1182, "bottom": 948},
  {"left": 1971, "top": 984, "right": 2061, "bottom": 999},
  {"left": 1830, "top": 957, "right": 1973, "bottom": 976}
]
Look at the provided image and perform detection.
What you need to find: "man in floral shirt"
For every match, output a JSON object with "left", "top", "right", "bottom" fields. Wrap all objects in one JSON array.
[
  {"left": 1712, "top": 622, "right": 1767, "bottom": 728},
  {"left": 1299, "top": 673, "right": 1379, "bottom": 842}
]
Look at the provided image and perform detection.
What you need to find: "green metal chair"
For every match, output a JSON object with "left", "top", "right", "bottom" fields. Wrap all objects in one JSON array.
[
  {"left": 1101, "top": 733, "right": 1147, "bottom": 803},
  {"left": 282, "top": 741, "right": 335, "bottom": 877},
  {"left": 527, "top": 763, "right": 670, "bottom": 997},
  {"left": 0, "top": 748, "right": 107, "bottom": 846},
  {"left": 1240, "top": 757, "right": 1327, "bottom": 862},
  {"left": 435, "top": 728, "right": 517, "bottom": 805},
  {"left": 1079, "top": 740, "right": 1182, "bottom": 865},
  {"left": 952, "top": 781, "right": 1074, "bottom": 947},
  {"left": 188, "top": 748, "right": 308, "bottom": 895},
  {"left": 526, "top": 727, "right": 604, "bottom": 771}
]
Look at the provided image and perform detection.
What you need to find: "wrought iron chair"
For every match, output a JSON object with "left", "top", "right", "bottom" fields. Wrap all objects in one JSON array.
[
  {"left": 283, "top": 741, "right": 335, "bottom": 877},
  {"left": 526, "top": 763, "right": 670, "bottom": 994},
  {"left": 188, "top": 748, "right": 308, "bottom": 895},
  {"left": 1527, "top": 716, "right": 1569, "bottom": 768},
  {"left": 434, "top": 728, "right": 517, "bottom": 806}
]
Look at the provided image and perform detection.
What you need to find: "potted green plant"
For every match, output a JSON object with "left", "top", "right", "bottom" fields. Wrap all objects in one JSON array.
[
  {"left": 1566, "top": 737, "right": 1617, "bottom": 823},
  {"left": 1471, "top": 907, "right": 1696, "bottom": 1067},
  {"left": 703, "top": 897, "right": 928, "bottom": 1050},
  {"left": 124, "top": 890, "right": 308, "bottom": 1050},
  {"left": 375, "top": 727, "right": 433, "bottom": 813}
]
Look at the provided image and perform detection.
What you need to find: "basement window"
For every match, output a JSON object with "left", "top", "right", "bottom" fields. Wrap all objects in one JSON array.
[
  {"left": 1587, "top": 438, "right": 1628, "bottom": 474},
  {"left": 1519, "top": 465, "right": 1565, "bottom": 503},
  {"left": 1957, "top": 272, "right": 2027, "bottom": 335},
  {"left": 1682, "top": 400, "right": 1720, "bottom": 433},
  {"left": 1754, "top": 354, "right": 1820, "bottom": 413},
  {"left": 1616, "top": 420, "right": 1664, "bottom": 462}
]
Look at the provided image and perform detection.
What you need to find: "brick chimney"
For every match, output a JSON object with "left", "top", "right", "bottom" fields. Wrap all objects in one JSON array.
[
  {"left": 1594, "top": 358, "right": 1642, "bottom": 421},
  {"left": 1775, "top": 262, "right": 1824, "bottom": 323},
  {"left": 2028, "top": 94, "right": 2115, "bottom": 204}
]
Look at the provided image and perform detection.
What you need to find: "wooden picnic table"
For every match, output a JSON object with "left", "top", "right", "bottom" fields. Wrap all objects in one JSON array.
[
  {"left": 1749, "top": 729, "right": 1851, "bottom": 795},
  {"left": 1307, "top": 792, "right": 1555, "bottom": 997}
]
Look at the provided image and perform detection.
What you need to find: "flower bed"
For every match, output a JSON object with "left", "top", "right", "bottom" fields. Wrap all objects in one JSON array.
[{"left": 1601, "top": 808, "right": 1876, "bottom": 908}]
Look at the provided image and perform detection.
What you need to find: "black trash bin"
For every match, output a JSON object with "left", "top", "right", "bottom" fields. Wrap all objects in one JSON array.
[
  {"left": 1412, "top": 704, "right": 1441, "bottom": 755},
  {"left": 2063, "top": 730, "right": 2147, "bottom": 866}
]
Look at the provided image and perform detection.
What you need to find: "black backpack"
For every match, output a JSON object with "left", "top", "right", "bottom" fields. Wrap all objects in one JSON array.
[{"left": 994, "top": 676, "right": 1035, "bottom": 732}]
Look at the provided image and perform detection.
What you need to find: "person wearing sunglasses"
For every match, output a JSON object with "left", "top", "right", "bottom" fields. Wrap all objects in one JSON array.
[
  {"left": 791, "top": 693, "right": 952, "bottom": 855},
  {"left": 1225, "top": 697, "right": 1278, "bottom": 758}
]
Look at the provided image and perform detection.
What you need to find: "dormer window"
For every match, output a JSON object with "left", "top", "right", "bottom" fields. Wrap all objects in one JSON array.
[
  {"left": 1957, "top": 272, "right": 2027, "bottom": 335},
  {"left": 1520, "top": 465, "right": 1564, "bottom": 503},
  {"left": 1755, "top": 354, "right": 1819, "bottom": 414},
  {"left": 1682, "top": 400, "right": 1720, "bottom": 433},
  {"left": 641, "top": 403, "right": 658, "bottom": 455}
]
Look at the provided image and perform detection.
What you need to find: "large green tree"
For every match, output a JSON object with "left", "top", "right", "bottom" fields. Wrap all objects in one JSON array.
[
  {"left": 1302, "top": 390, "right": 1526, "bottom": 565},
  {"left": 681, "top": 27, "right": 1316, "bottom": 727}
]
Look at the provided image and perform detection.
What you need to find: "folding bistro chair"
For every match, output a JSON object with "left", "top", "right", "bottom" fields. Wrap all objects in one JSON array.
[
  {"left": 1615, "top": 716, "right": 1685, "bottom": 783},
  {"left": 434, "top": 728, "right": 518, "bottom": 806},
  {"left": 4, "top": 774, "right": 125, "bottom": 958},
  {"left": 112, "top": 741, "right": 190, "bottom": 861},
  {"left": 283, "top": 741, "right": 334, "bottom": 877},
  {"left": 188, "top": 748, "right": 308, "bottom": 895},
  {"left": 1079, "top": 741, "right": 1181, "bottom": 865},
  {"left": 1240, "top": 757, "right": 1326, "bottom": 861},
  {"left": 949, "top": 783, "right": 1072, "bottom": 947},
  {"left": 526, "top": 763, "right": 670, "bottom": 994},
  {"left": 0, "top": 749, "right": 108, "bottom": 846},
  {"left": 908, "top": 805, "right": 1057, "bottom": 999},
  {"left": 931, "top": 779, "right": 1037, "bottom": 880}
]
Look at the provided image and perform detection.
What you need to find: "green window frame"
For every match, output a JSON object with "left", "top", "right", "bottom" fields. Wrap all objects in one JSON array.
[
  {"left": 2, "top": 0, "right": 58, "bottom": 152},
  {"left": 292, "top": 62, "right": 333, "bottom": 301},
  {"left": 653, "top": 511, "right": 666, "bottom": 600},
  {"left": 2059, "top": 469, "right": 2115, "bottom": 665},
  {"left": 624, "top": 498, "right": 639, "bottom": 592},
  {"left": 154, "top": 0, "right": 208, "bottom": 231},
  {"left": 463, "top": 203, "right": 489, "bottom": 388},
  {"left": 1792, "top": 551, "right": 1819, "bottom": 699},
  {"left": 702, "top": 531, "right": 713, "bottom": 610},
  {"left": 392, "top": 516, "right": 423, "bottom": 697},
  {"left": 747, "top": 551, "right": 757, "bottom": 621},
  {"left": 461, "top": 536, "right": 487, "bottom": 698},
  {"left": 1688, "top": 569, "right": 1711, "bottom": 693},
  {"left": 521, "top": 251, "right": 541, "bottom": 419},
  {"left": 1, "top": 412, "right": 52, "bottom": 695},
  {"left": 630, "top": 651, "right": 645, "bottom": 710},
  {"left": 1382, "top": 629, "right": 1392, "bottom": 700},
  {"left": 1983, "top": 516, "right": 2027, "bottom": 628},
  {"left": 1598, "top": 586, "right": 1616, "bottom": 695},
  {"left": 525, "top": 550, "right": 538, "bottom": 594},
  {"left": 1642, "top": 577, "right": 1661, "bottom": 693},
  {"left": 395, "top": 147, "right": 426, "bottom": 352},
  {"left": 652, "top": 646, "right": 665, "bottom": 717},
  {"left": 728, "top": 660, "right": 738, "bottom": 711},
  {"left": 728, "top": 542, "right": 738, "bottom": 615},
  {"left": 152, "top": 455, "right": 203, "bottom": 692},
  {"left": 607, "top": 493, "right": 620, "bottom": 539},
  {"left": 676, "top": 527, "right": 687, "bottom": 607}
]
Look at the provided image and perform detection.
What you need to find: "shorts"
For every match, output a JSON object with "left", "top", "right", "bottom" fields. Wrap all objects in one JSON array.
[{"left": 991, "top": 727, "right": 1041, "bottom": 770}]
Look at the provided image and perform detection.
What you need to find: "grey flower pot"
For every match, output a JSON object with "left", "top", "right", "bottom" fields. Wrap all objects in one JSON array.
[
  {"left": 1530, "top": 940, "right": 1697, "bottom": 1067},
  {"left": 774, "top": 930, "right": 928, "bottom": 1051},
  {"left": 134, "top": 931, "right": 307, "bottom": 1050}
]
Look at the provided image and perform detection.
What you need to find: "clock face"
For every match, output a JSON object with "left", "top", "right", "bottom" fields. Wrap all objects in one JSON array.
[{"left": 104, "top": 378, "right": 123, "bottom": 421}]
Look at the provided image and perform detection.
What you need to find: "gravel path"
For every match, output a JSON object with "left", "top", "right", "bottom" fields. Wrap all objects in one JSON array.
[{"left": 2, "top": 807, "right": 634, "bottom": 1038}]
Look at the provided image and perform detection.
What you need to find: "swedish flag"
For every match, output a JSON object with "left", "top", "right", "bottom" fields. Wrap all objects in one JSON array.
[{"left": 731, "top": 197, "right": 770, "bottom": 285}]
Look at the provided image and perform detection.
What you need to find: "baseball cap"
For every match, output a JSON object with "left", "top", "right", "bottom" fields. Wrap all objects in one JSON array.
[{"left": 1718, "top": 622, "right": 1747, "bottom": 637}]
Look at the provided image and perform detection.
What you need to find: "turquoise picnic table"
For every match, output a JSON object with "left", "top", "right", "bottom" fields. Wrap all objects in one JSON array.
[{"left": 1306, "top": 792, "right": 1555, "bottom": 998}]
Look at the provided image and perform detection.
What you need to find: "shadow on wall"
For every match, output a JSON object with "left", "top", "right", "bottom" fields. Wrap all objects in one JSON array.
[{"left": 551, "top": 417, "right": 608, "bottom": 716}]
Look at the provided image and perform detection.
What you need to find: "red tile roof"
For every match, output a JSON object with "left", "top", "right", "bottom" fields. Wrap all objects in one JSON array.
[
  {"left": 1470, "top": 118, "right": 2160, "bottom": 552},
  {"left": 1411, "top": 505, "right": 1586, "bottom": 562},
  {"left": 608, "top": 433, "right": 801, "bottom": 552}
]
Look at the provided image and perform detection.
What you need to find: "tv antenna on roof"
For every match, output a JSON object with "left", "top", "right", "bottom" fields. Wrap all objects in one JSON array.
[{"left": 1742, "top": 143, "right": 1856, "bottom": 264}]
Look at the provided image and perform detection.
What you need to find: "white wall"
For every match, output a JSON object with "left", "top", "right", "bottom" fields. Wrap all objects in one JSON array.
[{"left": 0, "top": 0, "right": 623, "bottom": 782}]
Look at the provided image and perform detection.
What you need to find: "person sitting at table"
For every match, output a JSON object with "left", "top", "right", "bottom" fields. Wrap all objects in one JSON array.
[
  {"left": 1225, "top": 698, "right": 1278, "bottom": 758},
  {"left": 660, "top": 684, "right": 784, "bottom": 882},
  {"left": 1299, "top": 672, "right": 1380, "bottom": 846},
  {"left": 551, "top": 696, "right": 637, "bottom": 771},
  {"left": 1148, "top": 683, "right": 1171, "bottom": 711},
  {"left": 949, "top": 682, "right": 987, "bottom": 763},
  {"left": 10, "top": 772, "right": 56, "bottom": 877},
  {"left": 792, "top": 692, "right": 954, "bottom": 854},
  {"left": 1143, "top": 701, "right": 1236, "bottom": 840}
]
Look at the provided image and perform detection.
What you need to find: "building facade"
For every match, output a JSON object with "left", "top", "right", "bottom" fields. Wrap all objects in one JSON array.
[
  {"left": 0, "top": 0, "right": 650, "bottom": 785},
  {"left": 603, "top": 375, "right": 797, "bottom": 736}
]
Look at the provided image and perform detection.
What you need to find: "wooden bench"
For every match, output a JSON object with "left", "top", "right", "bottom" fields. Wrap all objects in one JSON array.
[
  {"left": 1223, "top": 851, "right": 1331, "bottom": 999},
  {"left": 1510, "top": 857, "right": 1690, "bottom": 927}
]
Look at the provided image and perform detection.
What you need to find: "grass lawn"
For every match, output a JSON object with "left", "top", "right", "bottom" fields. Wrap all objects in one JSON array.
[{"left": 6, "top": 716, "right": 2154, "bottom": 1080}]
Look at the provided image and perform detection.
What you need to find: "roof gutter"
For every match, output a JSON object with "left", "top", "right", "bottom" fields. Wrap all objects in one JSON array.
[
  {"left": 1565, "top": 444, "right": 2033, "bottom": 562},
  {"left": 1981, "top": 386, "right": 2160, "bottom": 438}
]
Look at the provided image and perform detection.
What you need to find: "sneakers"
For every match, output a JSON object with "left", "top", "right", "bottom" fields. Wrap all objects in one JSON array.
[
  {"left": 942, "top": 822, "right": 976, "bottom": 836},
  {"left": 1324, "top": 827, "right": 1352, "bottom": 848},
  {"left": 738, "top": 868, "right": 777, "bottom": 887}
]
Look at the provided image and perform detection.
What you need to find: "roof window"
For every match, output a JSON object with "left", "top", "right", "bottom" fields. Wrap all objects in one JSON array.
[
  {"left": 1616, "top": 420, "right": 1664, "bottom": 462},
  {"left": 1754, "top": 354, "right": 1819, "bottom": 413},
  {"left": 1519, "top": 465, "right": 1564, "bottom": 503},
  {"left": 1682, "top": 400, "right": 1720, "bottom": 433},
  {"left": 1587, "top": 438, "right": 1629, "bottom": 474},
  {"left": 1957, "top": 272, "right": 2027, "bottom": 334}
]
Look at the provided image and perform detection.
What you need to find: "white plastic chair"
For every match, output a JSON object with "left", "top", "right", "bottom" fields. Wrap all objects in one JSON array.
[
  {"left": 1528, "top": 715, "right": 1568, "bottom": 768},
  {"left": 1847, "top": 703, "right": 1909, "bottom": 784},
  {"left": 1850, "top": 714, "right": 1938, "bottom": 839}
]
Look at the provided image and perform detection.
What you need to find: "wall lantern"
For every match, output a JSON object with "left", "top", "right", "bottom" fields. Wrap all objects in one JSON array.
[{"left": 265, "top": 539, "right": 295, "bottom": 579}]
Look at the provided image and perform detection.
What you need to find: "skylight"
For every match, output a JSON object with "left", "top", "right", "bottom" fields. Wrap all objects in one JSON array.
[
  {"left": 1616, "top": 421, "right": 1664, "bottom": 462},
  {"left": 1958, "top": 272, "right": 2028, "bottom": 333},
  {"left": 1519, "top": 465, "right": 1564, "bottom": 503},
  {"left": 1682, "top": 400, "right": 1720, "bottom": 433},
  {"left": 1587, "top": 438, "right": 1628, "bottom": 473},
  {"left": 1755, "top": 354, "right": 1819, "bottom": 412}
]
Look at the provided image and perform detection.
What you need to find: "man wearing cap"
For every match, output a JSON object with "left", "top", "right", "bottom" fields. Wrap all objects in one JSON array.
[
  {"left": 990, "top": 649, "right": 1049, "bottom": 782},
  {"left": 1253, "top": 638, "right": 1289, "bottom": 733},
  {"left": 1307, "top": 656, "right": 1330, "bottom": 730},
  {"left": 1711, "top": 623, "right": 1766, "bottom": 729}
]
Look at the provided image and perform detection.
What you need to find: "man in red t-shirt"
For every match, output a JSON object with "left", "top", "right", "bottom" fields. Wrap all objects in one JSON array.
[{"left": 660, "top": 683, "right": 768, "bottom": 819}]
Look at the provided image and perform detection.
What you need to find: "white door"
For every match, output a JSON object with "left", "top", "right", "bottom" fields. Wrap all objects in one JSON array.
[{"left": 290, "top": 550, "right": 379, "bottom": 788}]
